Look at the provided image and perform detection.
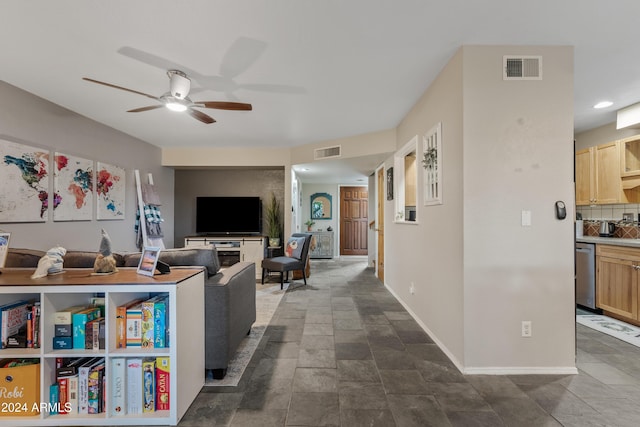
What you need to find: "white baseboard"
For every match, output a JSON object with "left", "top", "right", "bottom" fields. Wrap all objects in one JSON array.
[
  {"left": 463, "top": 366, "right": 578, "bottom": 375},
  {"left": 382, "top": 281, "right": 465, "bottom": 374},
  {"left": 382, "top": 281, "right": 579, "bottom": 377}
]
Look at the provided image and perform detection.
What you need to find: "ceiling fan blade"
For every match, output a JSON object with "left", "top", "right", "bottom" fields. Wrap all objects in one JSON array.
[
  {"left": 83, "top": 77, "right": 159, "bottom": 100},
  {"left": 187, "top": 108, "right": 216, "bottom": 124},
  {"left": 127, "top": 105, "right": 164, "bottom": 113},
  {"left": 194, "top": 101, "right": 253, "bottom": 111}
]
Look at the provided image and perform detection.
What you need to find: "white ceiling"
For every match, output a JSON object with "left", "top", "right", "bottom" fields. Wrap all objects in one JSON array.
[{"left": 2, "top": 1, "right": 640, "bottom": 182}]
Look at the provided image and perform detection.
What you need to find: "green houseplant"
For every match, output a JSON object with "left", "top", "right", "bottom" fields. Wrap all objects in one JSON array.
[
  {"left": 265, "top": 192, "right": 282, "bottom": 247},
  {"left": 304, "top": 219, "right": 316, "bottom": 231}
]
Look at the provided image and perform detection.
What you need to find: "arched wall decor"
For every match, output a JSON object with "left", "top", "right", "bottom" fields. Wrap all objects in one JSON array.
[{"left": 310, "top": 192, "right": 332, "bottom": 220}]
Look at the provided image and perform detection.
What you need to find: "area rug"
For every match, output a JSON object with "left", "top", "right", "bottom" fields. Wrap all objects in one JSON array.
[
  {"left": 204, "top": 281, "right": 285, "bottom": 387},
  {"left": 577, "top": 314, "right": 640, "bottom": 348}
]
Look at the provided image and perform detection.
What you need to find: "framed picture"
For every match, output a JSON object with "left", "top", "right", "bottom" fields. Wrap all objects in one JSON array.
[
  {"left": 54, "top": 152, "right": 94, "bottom": 221},
  {"left": 386, "top": 167, "right": 394, "bottom": 201},
  {"left": 0, "top": 232, "right": 10, "bottom": 269},
  {"left": 137, "top": 246, "right": 161, "bottom": 277},
  {"left": 96, "top": 162, "right": 125, "bottom": 220},
  {"left": 0, "top": 139, "right": 50, "bottom": 222},
  {"left": 310, "top": 192, "right": 332, "bottom": 220},
  {"left": 423, "top": 122, "right": 443, "bottom": 205}
]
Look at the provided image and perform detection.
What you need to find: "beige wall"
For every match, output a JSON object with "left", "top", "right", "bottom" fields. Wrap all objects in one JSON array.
[
  {"left": 386, "top": 49, "right": 465, "bottom": 366},
  {"left": 383, "top": 46, "right": 576, "bottom": 373},
  {"left": 461, "top": 46, "right": 575, "bottom": 371},
  {"left": 575, "top": 121, "right": 640, "bottom": 150},
  {"left": 163, "top": 147, "right": 292, "bottom": 241},
  {"left": 173, "top": 168, "right": 285, "bottom": 245},
  {"left": 290, "top": 128, "right": 396, "bottom": 164},
  {"left": 0, "top": 82, "right": 174, "bottom": 251}
]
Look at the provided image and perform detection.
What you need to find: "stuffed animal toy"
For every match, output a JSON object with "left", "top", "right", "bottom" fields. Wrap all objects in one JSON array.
[
  {"left": 93, "top": 229, "right": 118, "bottom": 274},
  {"left": 31, "top": 246, "right": 67, "bottom": 279}
]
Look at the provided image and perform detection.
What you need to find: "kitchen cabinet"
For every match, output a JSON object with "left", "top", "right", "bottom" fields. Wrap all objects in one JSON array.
[
  {"left": 620, "top": 135, "right": 640, "bottom": 177},
  {"left": 596, "top": 245, "right": 640, "bottom": 323},
  {"left": 619, "top": 136, "right": 640, "bottom": 195},
  {"left": 575, "top": 142, "right": 638, "bottom": 205},
  {"left": 575, "top": 147, "right": 595, "bottom": 205},
  {"left": 595, "top": 142, "right": 623, "bottom": 204}
]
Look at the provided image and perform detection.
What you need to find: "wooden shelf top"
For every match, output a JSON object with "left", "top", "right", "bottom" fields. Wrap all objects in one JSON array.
[{"left": 0, "top": 267, "right": 204, "bottom": 287}]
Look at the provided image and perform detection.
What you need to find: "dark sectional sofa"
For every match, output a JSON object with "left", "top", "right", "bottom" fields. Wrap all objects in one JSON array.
[{"left": 5, "top": 246, "right": 256, "bottom": 379}]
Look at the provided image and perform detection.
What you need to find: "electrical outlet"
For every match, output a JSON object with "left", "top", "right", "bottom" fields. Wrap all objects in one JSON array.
[
  {"left": 409, "top": 282, "right": 415, "bottom": 295},
  {"left": 521, "top": 321, "right": 532, "bottom": 337}
]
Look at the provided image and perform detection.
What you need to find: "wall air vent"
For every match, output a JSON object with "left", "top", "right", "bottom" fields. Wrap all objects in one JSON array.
[
  {"left": 503, "top": 56, "right": 542, "bottom": 80},
  {"left": 314, "top": 145, "right": 342, "bottom": 160}
]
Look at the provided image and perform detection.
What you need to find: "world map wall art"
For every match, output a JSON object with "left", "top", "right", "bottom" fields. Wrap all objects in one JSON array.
[
  {"left": 54, "top": 152, "right": 93, "bottom": 221},
  {"left": 96, "top": 161, "right": 125, "bottom": 220},
  {"left": 0, "top": 139, "right": 50, "bottom": 222},
  {"left": 0, "top": 138, "right": 127, "bottom": 223}
]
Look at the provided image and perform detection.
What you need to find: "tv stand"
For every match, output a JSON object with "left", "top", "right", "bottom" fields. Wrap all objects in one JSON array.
[{"left": 184, "top": 235, "right": 266, "bottom": 279}]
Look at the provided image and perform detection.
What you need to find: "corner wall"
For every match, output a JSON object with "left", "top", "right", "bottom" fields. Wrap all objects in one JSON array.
[
  {"left": 384, "top": 46, "right": 576, "bottom": 373},
  {"left": 462, "top": 46, "right": 575, "bottom": 371},
  {"left": 386, "top": 49, "right": 465, "bottom": 365},
  {"left": 0, "top": 82, "right": 174, "bottom": 251}
]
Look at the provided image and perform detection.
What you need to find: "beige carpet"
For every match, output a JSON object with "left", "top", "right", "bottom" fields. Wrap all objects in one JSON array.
[{"left": 204, "top": 280, "right": 285, "bottom": 387}]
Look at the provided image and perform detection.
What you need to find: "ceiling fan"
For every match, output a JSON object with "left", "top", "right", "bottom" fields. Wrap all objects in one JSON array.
[{"left": 83, "top": 70, "right": 252, "bottom": 124}]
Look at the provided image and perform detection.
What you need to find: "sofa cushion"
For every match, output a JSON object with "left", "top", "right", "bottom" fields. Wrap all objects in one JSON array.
[
  {"left": 5, "top": 248, "right": 46, "bottom": 268},
  {"left": 63, "top": 251, "right": 126, "bottom": 268},
  {"left": 123, "top": 247, "right": 221, "bottom": 276}
]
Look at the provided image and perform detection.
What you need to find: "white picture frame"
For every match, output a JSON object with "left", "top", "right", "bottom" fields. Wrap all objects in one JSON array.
[
  {"left": 137, "top": 246, "right": 161, "bottom": 277},
  {"left": 423, "top": 122, "right": 443, "bottom": 206},
  {"left": 0, "top": 232, "right": 10, "bottom": 269}
]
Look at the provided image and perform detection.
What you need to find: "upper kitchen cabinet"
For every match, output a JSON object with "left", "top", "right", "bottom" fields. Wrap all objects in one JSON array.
[
  {"left": 620, "top": 135, "right": 640, "bottom": 194},
  {"left": 576, "top": 143, "right": 623, "bottom": 205},
  {"left": 621, "top": 135, "right": 640, "bottom": 177},
  {"left": 576, "top": 147, "right": 595, "bottom": 205},
  {"left": 596, "top": 142, "right": 624, "bottom": 204}
]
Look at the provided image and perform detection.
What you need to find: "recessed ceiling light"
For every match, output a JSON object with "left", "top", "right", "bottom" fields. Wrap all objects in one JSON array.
[{"left": 593, "top": 101, "right": 613, "bottom": 109}]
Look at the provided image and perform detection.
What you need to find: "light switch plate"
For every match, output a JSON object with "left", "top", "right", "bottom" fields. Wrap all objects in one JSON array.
[{"left": 521, "top": 210, "right": 532, "bottom": 226}]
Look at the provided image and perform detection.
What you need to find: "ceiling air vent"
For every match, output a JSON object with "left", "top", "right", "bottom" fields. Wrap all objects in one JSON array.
[
  {"left": 503, "top": 56, "right": 542, "bottom": 80},
  {"left": 314, "top": 145, "right": 342, "bottom": 160}
]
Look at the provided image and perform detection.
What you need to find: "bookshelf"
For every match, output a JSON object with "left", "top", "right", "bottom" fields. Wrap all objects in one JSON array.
[{"left": 0, "top": 267, "right": 204, "bottom": 426}]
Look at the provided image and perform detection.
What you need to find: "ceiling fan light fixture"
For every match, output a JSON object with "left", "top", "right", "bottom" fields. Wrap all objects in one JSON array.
[
  {"left": 165, "top": 101, "right": 188, "bottom": 112},
  {"left": 168, "top": 70, "right": 191, "bottom": 99}
]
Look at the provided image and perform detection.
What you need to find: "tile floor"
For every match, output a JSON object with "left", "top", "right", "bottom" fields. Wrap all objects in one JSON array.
[{"left": 179, "top": 258, "right": 640, "bottom": 427}]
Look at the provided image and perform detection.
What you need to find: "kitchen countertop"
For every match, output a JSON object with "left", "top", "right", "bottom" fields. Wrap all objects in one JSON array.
[{"left": 577, "top": 236, "right": 640, "bottom": 248}]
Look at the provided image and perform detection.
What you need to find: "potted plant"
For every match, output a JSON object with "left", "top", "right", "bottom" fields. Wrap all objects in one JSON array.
[
  {"left": 265, "top": 192, "right": 282, "bottom": 247},
  {"left": 304, "top": 219, "right": 316, "bottom": 231}
]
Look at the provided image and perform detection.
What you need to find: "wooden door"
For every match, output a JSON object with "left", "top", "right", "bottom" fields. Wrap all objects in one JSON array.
[
  {"left": 597, "top": 255, "right": 638, "bottom": 319},
  {"left": 377, "top": 168, "right": 385, "bottom": 282},
  {"left": 575, "top": 147, "right": 594, "bottom": 206},
  {"left": 340, "top": 186, "right": 368, "bottom": 255}
]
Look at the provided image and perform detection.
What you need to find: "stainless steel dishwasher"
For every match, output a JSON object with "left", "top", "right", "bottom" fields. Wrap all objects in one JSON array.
[{"left": 576, "top": 242, "right": 596, "bottom": 309}]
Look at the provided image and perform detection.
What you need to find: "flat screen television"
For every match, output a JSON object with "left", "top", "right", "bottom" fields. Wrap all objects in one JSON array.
[{"left": 196, "top": 196, "right": 262, "bottom": 235}]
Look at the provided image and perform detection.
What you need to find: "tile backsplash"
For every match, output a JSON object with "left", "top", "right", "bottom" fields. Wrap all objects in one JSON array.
[{"left": 577, "top": 204, "right": 640, "bottom": 221}]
